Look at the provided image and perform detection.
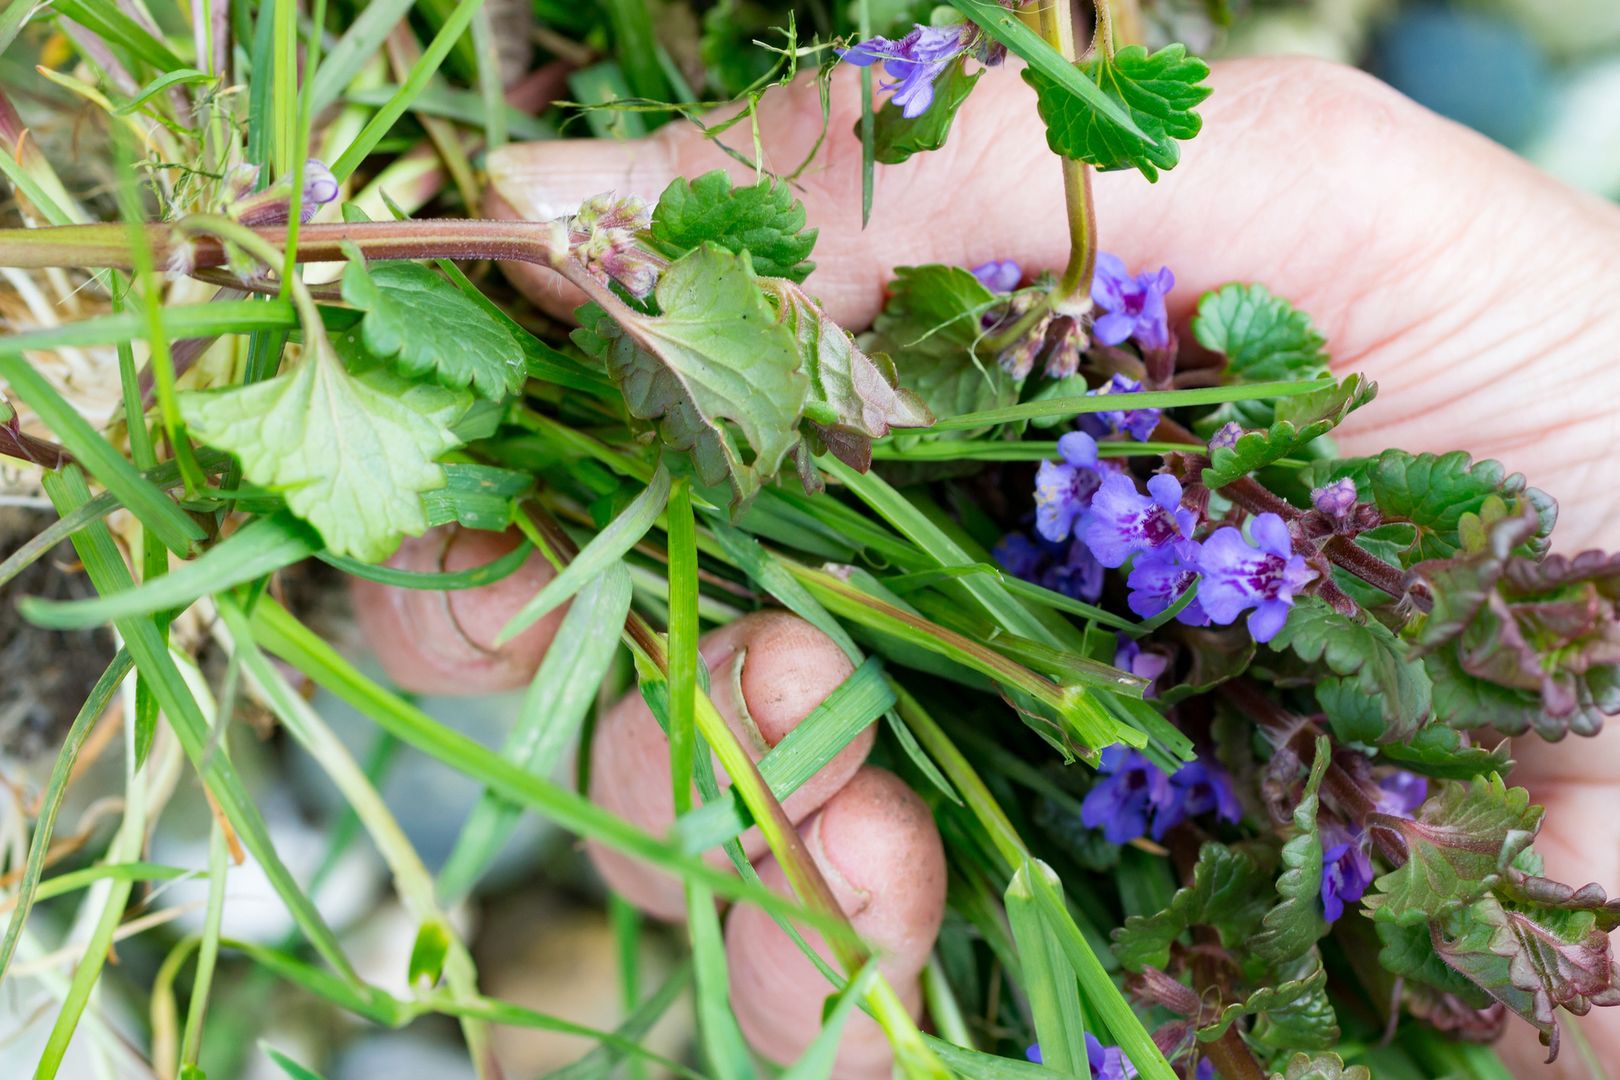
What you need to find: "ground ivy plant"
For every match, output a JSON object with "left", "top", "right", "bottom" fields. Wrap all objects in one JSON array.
[{"left": 0, "top": 2, "right": 1616, "bottom": 1080}]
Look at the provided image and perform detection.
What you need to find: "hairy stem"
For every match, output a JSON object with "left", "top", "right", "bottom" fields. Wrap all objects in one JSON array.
[{"left": 1034, "top": 0, "right": 1097, "bottom": 308}]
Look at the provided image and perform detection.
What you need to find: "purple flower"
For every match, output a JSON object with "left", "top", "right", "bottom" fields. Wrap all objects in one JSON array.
[
  {"left": 1195, "top": 1060, "right": 1215, "bottom": 1080},
  {"left": 1375, "top": 770, "right": 1429, "bottom": 818},
  {"left": 1081, "top": 747, "right": 1176, "bottom": 844},
  {"left": 1208, "top": 422, "right": 1244, "bottom": 452},
  {"left": 1082, "top": 473, "right": 1197, "bottom": 569},
  {"left": 1320, "top": 822, "right": 1374, "bottom": 922},
  {"left": 1311, "top": 477, "right": 1358, "bottom": 522},
  {"left": 1026, "top": 1044, "right": 1042, "bottom": 1064},
  {"left": 1085, "top": 1033, "right": 1138, "bottom": 1080},
  {"left": 839, "top": 23, "right": 969, "bottom": 118},
  {"left": 994, "top": 531, "right": 1105, "bottom": 603},
  {"left": 1125, "top": 539, "right": 1210, "bottom": 627},
  {"left": 1196, "top": 513, "right": 1317, "bottom": 643},
  {"left": 1079, "top": 374, "right": 1162, "bottom": 442},
  {"left": 972, "top": 259, "right": 1021, "bottom": 293},
  {"left": 1034, "top": 431, "right": 1104, "bottom": 543},
  {"left": 1157, "top": 759, "right": 1243, "bottom": 839},
  {"left": 1091, "top": 252, "right": 1175, "bottom": 351},
  {"left": 1114, "top": 636, "right": 1169, "bottom": 698},
  {"left": 300, "top": 158, "right": 339, "bottom": 220}
]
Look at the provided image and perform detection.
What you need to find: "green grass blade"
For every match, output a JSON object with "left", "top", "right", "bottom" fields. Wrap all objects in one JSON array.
[
  {"left": 543, "top": 961, "right": 693, "bottom": 1080},
  {"left": 263, "top": 1045, "right": 331, "bottom": 1080},
  {"left": 1024, "top": 863, "right": 1176, "bottom": 1080},
  {"left": 318, "top": 539, "right": 532, "bottom": 591},
  {"left": 469, "top": 2, "right": 507, "bottom": 148},
  {"left": 328, "top": 0, "right": 488, "bottom": 182},
  {"left": 0, "top": 650, "right": 134, "bottom": 986},
  {"left": 436, "top": 563, "right": 633, "bottom": 901},
  {"left": 309, "top": 0, "right": 417, "bottom": 112},
  {"left": 14, "top": 863, "right": 193, "bottom": 907},
  {"left": 923, "top": 378, "right": 1336, "bottom": 431},
  {"left": 601, "top": 0, "right": 668, "bottom": 103},
  {"left": 248, "top": 597, "right": 837, "bottom": 928},
  {"left": 1007, "top": 863, "right": 1088, "bottom": 1076},
  {"left": 39, "top": 467, "right": 362, "bottom": 988},
  {"left": 946, "top": 0, "right": 1140, "bottom": 136},
  {"left": 51, "top": 0, "right": 185, "bottom": 70},
  {"left": 179, "top": 824, "right": 231, "bottom": 1071},
  {"left": 673, "top": 657, "right": 894, "bottom": 853},
  {"left": 780, "top": 960, "right": 882, "bottom": 1080},
  {"left": 0, "top": 299, "right": 302, "bottom": 354},
  {"left": 496, "top": 463, "right": 670, "bottom": 644},
  {"left": 20, "top": 511, "right": 320, "bottom": 629},
  {"left": 0, "top": 356, "right": 205, "bottom": 554}
]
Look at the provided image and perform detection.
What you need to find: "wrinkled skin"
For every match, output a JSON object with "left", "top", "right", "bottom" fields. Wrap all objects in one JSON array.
[{"left": 361, "top": 56, "right": 1620, "bottom": 1075}]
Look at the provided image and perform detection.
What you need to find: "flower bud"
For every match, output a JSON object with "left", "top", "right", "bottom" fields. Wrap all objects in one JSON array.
[{"left": 568, "top": 192, "right": 661, "bottom": 298}]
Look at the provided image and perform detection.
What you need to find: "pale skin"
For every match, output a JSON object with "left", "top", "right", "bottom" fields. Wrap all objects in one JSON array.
[{"left": 355, "top": 56, "right": 1620, "bottom": 1076}]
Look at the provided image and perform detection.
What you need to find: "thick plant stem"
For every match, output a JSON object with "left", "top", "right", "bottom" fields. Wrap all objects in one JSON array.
[{"left": 1035, "top": 0, "right": 1097, "bottom": 308}]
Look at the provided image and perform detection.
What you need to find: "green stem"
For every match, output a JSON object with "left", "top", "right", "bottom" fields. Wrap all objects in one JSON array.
[{"left": 1036, "top": 0, "right": 1097, "bottom": 308}]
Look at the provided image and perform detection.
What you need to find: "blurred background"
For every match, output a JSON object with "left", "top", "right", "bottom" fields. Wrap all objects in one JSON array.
[{"left": 2, "top": 0, "right": 1617, "bottom": 1077}]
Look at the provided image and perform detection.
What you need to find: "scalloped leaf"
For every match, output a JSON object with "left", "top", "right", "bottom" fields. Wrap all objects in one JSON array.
[
  {"left": 1113, "top": 842, "right": 1272, "bottom": 972},
  {"left": 1267, "top": 597, "right": 1432, "bottom": 743},
  {"left": 572, "top": 244, "right": 809, "bottom": 508},
  {"left": 1193, "top": 283, "right": 1330, "bottom": 432},
  {"left": 1365, "top": 776, "right": 1542, "bottom": 926},
  {"left": 1024, "top": 43, "right": 1211, "bottom": 181},
  {"left": 1303, "top": 449, "right": 1557, "bottom": 562},
  {"left": 862, "top": 264, "right": 1017, "bottom": 432},
  {"left": 649, "top": 170, "right": 817, "bottom": 282},
  {"left": 1252, "top": 737, "right": 1331, "bottom": 966},
  {"left": 1202, "top": 374, "right": 1376, "bottom": 488},
  {"left": 1376, "top": 725, "right": 1513, "bottom": 781},
  {"left": 1433, "top": 895, "right": 1620, "bottom": 1061},
  {"left": 1197, "top": 953, "right": 1336, "bottom": 1050},
  {"left": 340, "top": 259, "right": 525, "bottom": 400}
]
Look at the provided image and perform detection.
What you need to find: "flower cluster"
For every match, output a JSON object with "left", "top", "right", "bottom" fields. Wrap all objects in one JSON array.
[
  {"left": 232, "top": 158, "right": 340, "bottom": 226},
  {"left": 1091, "top": 252, "right": 1175, "bottom": 352},
  {"left": 1080, "top": 746, "right": 1241, "bottom": 844},
  {"left": 839, "top": 20, "right": 1002, "bottom": 119},
  {"left": 1319, "top": 771, "right": 1428, "bottom": 922},
  {"left": 993, "top": 529, "right": 1104, "bottom": 604},
  {"left": 568, "top": 192, "right": 662, "bottom": 299}
]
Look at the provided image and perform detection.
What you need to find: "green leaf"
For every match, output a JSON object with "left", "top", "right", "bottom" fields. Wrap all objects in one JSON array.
[
  {"left": 1197, "top": 953, "right": 1336, "bottom": 1050},
  {"left": 573, "top": 245, "right": 809, "bottom": 507},
  {"left": 20, "top": 512, "right": 321, "bottom": 630},
  {"left": 1267, "top": 1053, "right": 1371, "bottom": 1080},
  {"left": 765, "top": 279, "right": 932, "bottom": 448},
  {"left": 1366, "top": 775, "right": 1542, "bottom": 926},
  {"left": 1376, "top": 917, "right": 1491, "bottom": 1004},
  {"left": 341, "top": 258, "right": 525, "bottom": 399},
  {"left": 181, "top": 340, "right": 460, "bottom": 562},
  {"left": 1023, "top": 43, "right": 1211, "bottom": 181},
  {"left": 1267, "top": 597, "right": 1432, "bottom": 744},
  {"left": 1007, "top": 863, "right": 1089, "bottom": 1075},
  {"left": 423, "top": 463, "right": 533, "bottom": 532},
  {"left": 1301, "top": 449, "right": 1556, "bottom": 562},
  {"left": 1113, "top": 842, "right": 1272, "bottom": 971},
  {"left": 1252, "top": 738, "right": 1331, "bottom": 967},
  {"left": 1202, "top": 375, "right": 1376, "bottom": 488},
  {"left": 649, "top": 171, "right": 817, "bottom": 283},
  {"left": 862, "top": 265, "right": 1016, "bottom": 431},
  {"left": 1378, "top": 725, "right": 1513, "bottom": 781},
  {"left": 1192, "top": 283, "right": 1330, "bottom": 432},
  {"left": 869, "top": 56, "right": 981, "bottom": 164},
  {"left": 1432, "top": 894, "right": 1620, "bottom": 1057},
  {"left": 407, "top": 919, "right": 452, "bottom": 988},
  {"left": 263, "top": 1045, "right": 332, "bottom": 1080}
]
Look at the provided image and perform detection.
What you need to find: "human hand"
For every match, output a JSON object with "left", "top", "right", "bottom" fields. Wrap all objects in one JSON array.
[{"left": 367, "top": 54, "right": 1620, "bottom": 1075}]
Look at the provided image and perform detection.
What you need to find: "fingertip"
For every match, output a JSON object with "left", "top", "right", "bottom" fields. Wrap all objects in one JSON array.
[
  {"left": 723, "top": 767, "right": 945, "bottom": 1073},
  {"left": 349, "top": 526, "right": 563, "bottom": 696}
]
